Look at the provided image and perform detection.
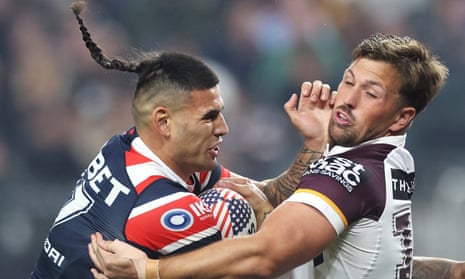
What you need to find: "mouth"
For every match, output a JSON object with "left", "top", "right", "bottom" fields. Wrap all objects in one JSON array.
[
  {"left": 208, "top": 140, "right": 222, "bottom": 158},
  {"left": 335, "top": 108, "right": 352, "bottom": 126}
]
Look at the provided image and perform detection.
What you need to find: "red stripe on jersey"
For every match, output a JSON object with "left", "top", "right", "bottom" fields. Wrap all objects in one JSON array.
[
  {"left": 220, "top": 166, "right": 231, "bottom": 178},
  {"left": 134, "top": 175, "right": 165, "bottom": 195},
  {"left": 197, "top": 171, "right": 210, "bottom": 183},
  {"left": 125, "top": 147, "right": 151, "bottom": 166},
  {"left": 125, "top": 193, "right": 218, "bottom": 254},
  {"left": 125, "top": 148, "right": 165, "bottom": 194}
]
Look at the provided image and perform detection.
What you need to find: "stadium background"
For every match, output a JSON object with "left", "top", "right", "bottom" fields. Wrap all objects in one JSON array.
[{"left": 0, "top": 0, "right": 464, "bottom": 277}]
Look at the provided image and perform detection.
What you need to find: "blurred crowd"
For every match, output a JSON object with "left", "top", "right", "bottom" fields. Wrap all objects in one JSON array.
[{"left": 1, "top": 0, "right": 464, "bottom": 277}]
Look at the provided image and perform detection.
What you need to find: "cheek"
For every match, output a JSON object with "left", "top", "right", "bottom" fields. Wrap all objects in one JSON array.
[
  {"left": 362, "top": 110, "right": 393, "bottom": 134},
  {"left": 177, "top": 126, "right": 209, "bottom": 146}
]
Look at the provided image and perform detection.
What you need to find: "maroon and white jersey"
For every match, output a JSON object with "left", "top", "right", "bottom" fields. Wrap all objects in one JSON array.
[{"left": 286, "top": 135, "right": 415, "bottom": 279}]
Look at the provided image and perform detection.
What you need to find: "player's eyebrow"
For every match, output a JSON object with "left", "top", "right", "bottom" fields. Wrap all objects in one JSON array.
[
  {"left": 202, "top": 109, "right": 221, "bottom": 120},
  {"left": 346, "top": 68, "right": 385, "bottom": 90}
]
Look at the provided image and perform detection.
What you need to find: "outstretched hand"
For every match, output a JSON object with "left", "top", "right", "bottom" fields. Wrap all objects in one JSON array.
[
  {"left": 284, "top": 80, "right": 335, "bottom": 151},
  {"left": 88, "top": 232, "right": 148, "bottom": 279}
]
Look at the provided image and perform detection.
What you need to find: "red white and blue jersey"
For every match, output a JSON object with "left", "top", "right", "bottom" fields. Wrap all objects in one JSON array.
[
  {"left": 31, "top": 127, "right": 231, "bottom": 279},
  {"left": 286, "top": 135, "right": 415, "bottom": 279}
]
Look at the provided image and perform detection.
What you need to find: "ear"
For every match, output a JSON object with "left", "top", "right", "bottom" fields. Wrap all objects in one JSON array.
[
  {"left": 151, "top": 107, "right": 171, "bottom": 136},
  {"left": 389, "top": 106, "right": 416, "bottom": 133}
]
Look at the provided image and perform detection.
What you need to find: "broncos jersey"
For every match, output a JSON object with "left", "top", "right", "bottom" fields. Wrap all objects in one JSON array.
[
  {"left": 286, "top": 135, "right": 415, "bottom": 279},
  {"left": 31, "top": 127, "right": 231, "bottom": 279}
]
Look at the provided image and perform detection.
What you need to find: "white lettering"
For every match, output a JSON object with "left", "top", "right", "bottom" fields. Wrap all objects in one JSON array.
[
  {"left": 190, "top": 201, "right": 211, "bottom": 217},
  {"left": 84, "top": 152, "right": 131, "bottom": 207},
  {"left": 342, "top": 170, "right": 361, "bottom": 186},
  {"left": 399, "top": 179, "right": 407, "bottom": 192},
  {"left": 87, "top": 152, "right": 106, "bottom": 180},
  {"left": 392, "top": 178, "right": 413, "bottom": 193},
  {"left": 308, "top": 157, "right": 365, "bottom": 191},
  {"left": 43, "top": 238, "right": 66, "bottom": 267},
  {"left": 105, "top": 177, "right": 131, "bottom": 206},
  {"left": 89, "top": 166, "right": 112, "bottom": 194},
  {"left": 44, "top": 238, "right": 51, "bottom": 253}
]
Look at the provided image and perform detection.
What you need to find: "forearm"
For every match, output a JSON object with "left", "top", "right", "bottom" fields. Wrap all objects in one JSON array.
[
  {"left": 413, "top": 257, "right": 464, "bottom": 279},
  {"left": 155, "top": 235, "right": 273, "bottom": 279},
  {"left": 262, "top": 145, "right": 324, "bottom": 207}
]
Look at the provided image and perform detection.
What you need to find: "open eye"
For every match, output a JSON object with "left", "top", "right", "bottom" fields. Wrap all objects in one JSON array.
[{"left": 203, "top": 110, "right": 220, "bottom": 121}]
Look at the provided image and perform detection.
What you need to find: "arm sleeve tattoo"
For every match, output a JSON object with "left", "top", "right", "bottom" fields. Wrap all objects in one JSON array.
[
  {"left": 412, "top": 257, "right": 458, "bottom": 279},
  {"left": 262, "top": 146, "right": 324, "bottom": 207}
]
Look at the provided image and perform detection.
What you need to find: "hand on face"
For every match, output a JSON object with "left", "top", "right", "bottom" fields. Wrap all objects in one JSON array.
[
  {"left": 284, "top": 81, "right": 335, "bottom": 151},
  {"left": 88, "top": 232, "right": 147, "bottom": 279}
]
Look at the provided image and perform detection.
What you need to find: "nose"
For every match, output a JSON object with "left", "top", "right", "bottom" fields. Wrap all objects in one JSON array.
[
  {"left": 214, "top": 113, "right": 229, "bottom": 136},
  {"left": 341, "top": 88, "right": 359, "bottom": 108}
]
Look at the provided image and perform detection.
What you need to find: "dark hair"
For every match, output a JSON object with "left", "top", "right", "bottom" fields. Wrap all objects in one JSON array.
[
  {"left": 70, "top": 1, "right": 219, "bottom": 125},
  {"left": 352, "top": 33, "right": 448, "bottom": 114}
]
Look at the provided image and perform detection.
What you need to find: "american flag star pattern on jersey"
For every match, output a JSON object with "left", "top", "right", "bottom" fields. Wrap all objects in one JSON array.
[{"left": 200, "top": 188, "right": 256, "bottom": 238}]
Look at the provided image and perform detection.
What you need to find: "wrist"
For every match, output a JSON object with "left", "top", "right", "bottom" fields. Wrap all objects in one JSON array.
[
  {"left": 301, "top": 144, "right": 326, "bottom": 160},
  {"left": 256, "top": 204, "right": 274, "bottom": 228},
  {"left": 303, "top": 140, "right": 327, "bottom": 154},
  {"left": 452, "top": 261, "right": 465, "bottom": 279},
  {"left": 146, "top": 259, "right": 160, "bottom": 279}
]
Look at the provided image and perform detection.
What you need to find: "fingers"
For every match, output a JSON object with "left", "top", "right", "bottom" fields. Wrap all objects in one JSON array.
[
  {"left": 91, "top": 268, "right": 110, "bottom": 279},
  {"left": 311, "top": 81, "right": 331, "bottom": 102},
  {"left": 283, "top": 93, "right": 299, "bottom": 114},
  {"left": 215, "top": 177, "right": 252, "bottom": 186},
  {"left": 89, "top": 233, "right": 117, "bottom": 275},
  {"left": 330, "top": 90, "right": 337, "bottom": 106},
  {"left": 300, "top": 80, "right": 331, "bottom": 102},
  {"left": 217, "top": 179, "right": 254, "bottom": 196},
  {"left": 89, "top": 234, "right": 103, "bottom": 272},
  {"left": 284, "top": 81, "right": 333, "bottom": 117},
  {"left": 89, "top": 234, "right": 111, "bottom": 274},
  {"left": 217, "top": 179, "right": 269, "bottom": 204}
]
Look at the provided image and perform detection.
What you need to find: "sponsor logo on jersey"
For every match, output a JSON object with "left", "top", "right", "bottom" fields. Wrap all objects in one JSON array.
[
  {"left": 43, "top": 238, "right": 65, "bottom": 268},
  {"left": 305, "top": 157, "right": 365, "bottom": 192},
  {"left": 86, "top": 151, "right": 131, "bottom": 206},
  {"left": 391, "top": 169, "right": 415, "bottom": 200},
  {"left": 161, "top": 209, "right": 194, "bottom": 231}
]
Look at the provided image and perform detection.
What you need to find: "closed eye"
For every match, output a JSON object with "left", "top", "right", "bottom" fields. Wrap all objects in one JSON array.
[
  {"left": 344, "top": 80, "right": 354, "bottom": 86},
  {"left": 366, "top": 91, "right": 378, "bottom": 98}
]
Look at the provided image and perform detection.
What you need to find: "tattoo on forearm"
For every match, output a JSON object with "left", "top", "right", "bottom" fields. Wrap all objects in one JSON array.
[
  {"left": 264, "top": 146, "right": 324, "bottom": 207},
  {"left": 412, "top": 259, "right": 452, "bottom": 279}
]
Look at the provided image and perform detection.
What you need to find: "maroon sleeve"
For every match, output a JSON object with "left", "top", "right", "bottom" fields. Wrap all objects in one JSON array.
[{"left": 298, "top": 155, "right": 385, "bottom": 225}]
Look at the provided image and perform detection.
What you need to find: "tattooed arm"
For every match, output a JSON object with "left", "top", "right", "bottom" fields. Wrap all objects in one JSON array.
[
  {"left": 225, "top": 145, "right": 323, "bottom": 226},
  {"left": 260, "top": 145, "right": 323, "bottom": 207},
  {"left": 413, "top": 257, "right": 465, "bottom": 279}
]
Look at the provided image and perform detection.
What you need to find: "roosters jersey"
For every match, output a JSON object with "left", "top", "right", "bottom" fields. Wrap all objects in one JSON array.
[
  {"left": 31, "top": 127, "right": 231, "bottom": 279},
  {"left": 286, "top": 135, "right": 415, "bottom": 279}
]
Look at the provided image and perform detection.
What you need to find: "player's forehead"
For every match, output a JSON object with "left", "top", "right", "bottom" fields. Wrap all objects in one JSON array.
[
  {"left": 344, "top": 58, "right": 401, "bottom": 93},
  {"left": 189, "top": 86, "right": 224, "bottom": 112}
]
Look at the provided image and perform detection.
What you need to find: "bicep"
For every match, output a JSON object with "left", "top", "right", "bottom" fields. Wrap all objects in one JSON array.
[{"left": 258, "top": 201, "right": 337, "bottom": 272}]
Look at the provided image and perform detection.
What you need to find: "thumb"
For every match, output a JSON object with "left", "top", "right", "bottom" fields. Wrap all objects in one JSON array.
[{"left": 283, "top": 93, "right": 298, "bottom": 116}]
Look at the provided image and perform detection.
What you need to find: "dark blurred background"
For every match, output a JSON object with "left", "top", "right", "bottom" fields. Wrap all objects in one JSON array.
[{"left": 1, "top": 0, "right": 464, "bottom": 277}]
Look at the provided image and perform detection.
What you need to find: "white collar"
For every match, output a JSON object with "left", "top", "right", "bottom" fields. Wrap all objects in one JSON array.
[
  {"left": 328, "top": 134, "right": 407, "bottom": 156},
  {"left": 131, "top": 137, "right": 194, "bottom": 191}
]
